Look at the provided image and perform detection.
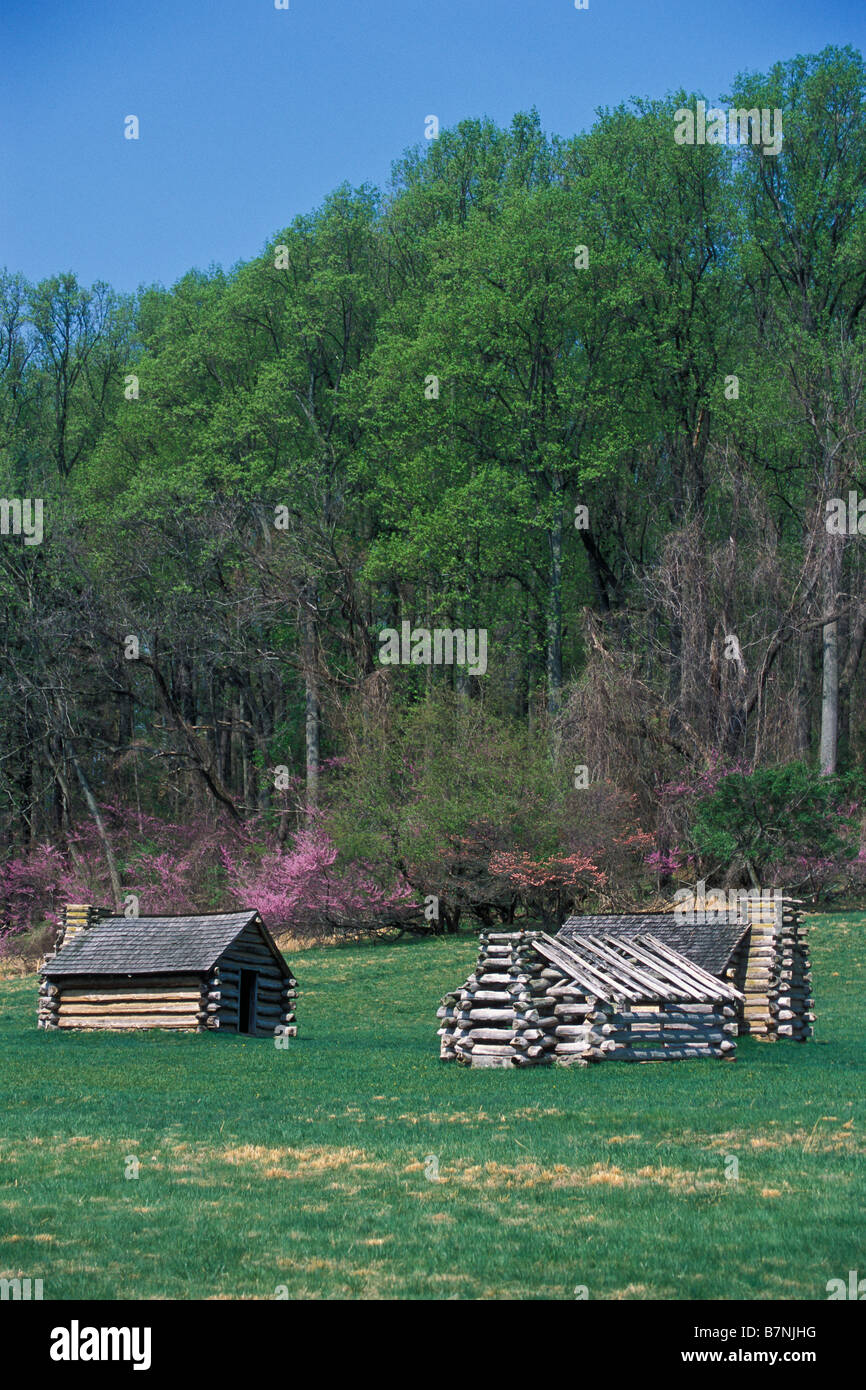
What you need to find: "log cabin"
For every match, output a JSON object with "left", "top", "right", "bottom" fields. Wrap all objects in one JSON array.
[{"left": 38, "top": 905, "right": 297, "bottom": 1037}]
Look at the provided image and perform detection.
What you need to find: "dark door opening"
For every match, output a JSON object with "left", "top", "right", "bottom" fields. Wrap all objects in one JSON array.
[{"left": 238, "top": 970, "right": 258, "bottom": 1035}]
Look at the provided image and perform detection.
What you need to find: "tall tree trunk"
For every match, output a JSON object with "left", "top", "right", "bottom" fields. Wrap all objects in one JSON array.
[
  {"left": 819, "top": 619, "right": 839, "bottom": 775},
  {"left": 819, "top": 539, "right": 843, "bottom": 775},
  {"left": 303, "top": 584, "right": 320, "bottom": 820},
  {"left": 839, "top": 599, "right": 866, "bottom": 766},
  {"left": 69, "top": 748, "right": 123, "bottom": 910},
  {"left": 239, "top": 695, "right": 256, "bottom": 812},
  {"left": 27, "top": 744, "right": 39, "bottom": 845},
  {"left": 795, "top": 642, "right": 813, "bottom": 760},
  {"left": 837, "top": 608, "right": 850, "bottom": 763},
  {"left": 546, "top": 476, "right": 563, "bottom": 717},
  {"left": 578, "top": 528, "right": 615, "bottom": 611}
]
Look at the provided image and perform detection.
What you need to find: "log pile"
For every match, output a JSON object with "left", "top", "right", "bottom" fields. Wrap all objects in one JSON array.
[
  {"left": 725, "top": 896, "right": 813, "bottom": 1040},
  {"left": 437, "top": 930, "right": 557, "bottom": 1067}
]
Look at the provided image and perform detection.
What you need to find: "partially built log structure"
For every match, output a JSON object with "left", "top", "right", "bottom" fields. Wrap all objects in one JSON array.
[
  {"left": 38, "top": 905, "right": 297, "bottom": 1037},
  {"left": 438, "top": 928, "right": 743, "bottom": 1067}
]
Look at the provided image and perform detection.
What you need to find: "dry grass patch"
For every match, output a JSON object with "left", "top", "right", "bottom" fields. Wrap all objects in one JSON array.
[
  {"left": 182, "top": 1141, "right": 387, "bottom": 1177},
  {"left": 136, "top": 1141, "right": 393, "bottom": 1186},
  {"left": 511, "top": 1108, "right": 564, "bottom": 1121},
  {"left": 405, "top": 1157, "right": 727, "bottom": 1193},
  {"left": 395, "top": 1108, "right": 510, "bottom": 1125},
  {"left": 1, "top": 1134, "right": 109, "bottom": 1158},
  {"left": 698, "top": 1121, "right": 862, "bottom": 1155}
]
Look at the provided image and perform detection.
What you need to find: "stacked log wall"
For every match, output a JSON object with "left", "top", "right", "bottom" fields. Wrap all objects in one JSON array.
[
  {"left": 552, "top": 994, "right": 738, "bottom": 1064},
  {"left": 725, "top": 897, "right": 813, "bottom": 1040},
  {"left": 41, "top": 904, "right": 111, "bottom": 971},
  {"left": 547, "top": 975, "right": 611, "bottom": 1065},
  {"left": 213, "top": 921, "right": 297, "bottom": 1037},
  {"left": 437, "top": 930, "right": 557, "bottom": 1068},
  {"left": 38, "top": 975, "right": 203, "bottom": 1030}
]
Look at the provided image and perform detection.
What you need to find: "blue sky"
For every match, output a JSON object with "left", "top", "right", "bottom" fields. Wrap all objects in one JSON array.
[{"left": 2, "top": 0, "right": 864, "bottom": 293}]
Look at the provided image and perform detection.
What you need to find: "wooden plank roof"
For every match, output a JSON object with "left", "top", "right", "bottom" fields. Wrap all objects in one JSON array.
[
  {"left": 42, "top": 912, "right": 289, "bottom": 978},
  {"left": 532, "top": 932, "right": 744, "bottom": 1005},
  {"left": 558, "top": 914, "right": 749, "bottom": 977}
]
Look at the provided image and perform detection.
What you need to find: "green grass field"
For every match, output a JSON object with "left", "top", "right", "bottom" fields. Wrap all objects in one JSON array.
[{"left": 1, "top": 915, "right": 864, "bottom": 1300}]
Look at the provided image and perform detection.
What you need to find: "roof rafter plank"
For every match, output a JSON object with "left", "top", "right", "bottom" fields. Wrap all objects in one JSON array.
[
  {"left": 600, "top": 933, "right": 709, "bottom": 999},
  {"left": 533, "top": 934, "right": 642, "bottom": 1002},
  {"left": 594, "top": 933, "right": 713, "bottom": 1001},
  {"left": 531, "top": 937, "right": 615, "bottom": 997},
  {"left": 532, "top": 936, "right": 627, "bottom": 1000},
  {"left": 583, "top": 933, "right": 702, "bottom": 1000},
  {"left": 639, "top": 934, "right": 744, "bottom": 1003}
]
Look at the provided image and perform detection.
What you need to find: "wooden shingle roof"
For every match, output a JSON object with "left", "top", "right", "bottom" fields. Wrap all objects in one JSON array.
[
  {"left": 534, "top": 932, "right": 744, "bottom": 1005},
  {"left": 42, "top": 911, "right": 288, "bottom": 978},
  {"left": 558, "top": 914, "right": 749, "bottom": 977}
]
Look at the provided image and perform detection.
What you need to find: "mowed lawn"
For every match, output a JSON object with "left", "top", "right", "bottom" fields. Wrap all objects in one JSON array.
[{"left": 1, "top": 916, "right": 864, "bottom": 1300}]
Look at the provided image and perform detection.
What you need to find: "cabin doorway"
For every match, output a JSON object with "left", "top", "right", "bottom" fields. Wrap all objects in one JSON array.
[{"left": 238, "top": 970, "right": 258, "bottom": 1034}]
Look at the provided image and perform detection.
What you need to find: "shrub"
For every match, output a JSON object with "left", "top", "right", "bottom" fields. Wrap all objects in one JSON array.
[{"left": 686, "top": 762, "right": 866, "bottom": 892}]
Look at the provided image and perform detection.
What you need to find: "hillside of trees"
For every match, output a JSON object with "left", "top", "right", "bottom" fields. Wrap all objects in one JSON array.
[{"left": 2, "top": 46, "right": 866, "bottom": 950}]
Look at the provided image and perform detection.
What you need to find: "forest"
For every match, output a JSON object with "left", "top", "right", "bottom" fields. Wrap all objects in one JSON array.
[{"left": 2, "top": 45, "right": 866, "bottom": 952}]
